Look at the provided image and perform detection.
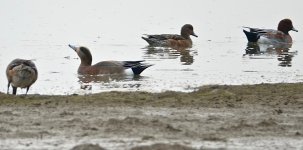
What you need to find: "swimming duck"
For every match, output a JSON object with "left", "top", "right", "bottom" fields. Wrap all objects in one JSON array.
[
  {"left": 243, "top": 19, "right": 298, "bottom": 44},
  {"left": 6, "top": 59, "right": 38, "bottom": 95},
  {"left": 69, "top": 45, "right": 152, "bottom": 75},
  {"left": 142, "top": 24, "right": 198, "bottom": 48}
]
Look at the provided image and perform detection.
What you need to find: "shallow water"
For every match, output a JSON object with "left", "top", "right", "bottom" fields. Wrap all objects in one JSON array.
[{"left": 0, "top": 0, "right": 303, "bottom": 95}]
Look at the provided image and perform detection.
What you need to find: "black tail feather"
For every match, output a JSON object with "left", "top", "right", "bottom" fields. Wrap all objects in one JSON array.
[
  {"left": 131, "top": 64, "right": 153, "bottom": 75},
  {"left": 123, "top": 61, "right": 153, "bottom": 75},
  {"left": 243, "top": 30, "right": 260, "bottom": 42},
  {"left": 123, "top": 61, "right": 145, "bottom": 68}
]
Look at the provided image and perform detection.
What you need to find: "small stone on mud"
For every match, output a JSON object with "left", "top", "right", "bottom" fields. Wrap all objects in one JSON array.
[
  {"left": 274, "top": 109, "right": 283, "bottom": 114},
  {"left": 142, "top": 135, "right": 155, "bottom": 140},
  {"left": 295, "top": 131, "right": 301, "bottom": 136}
]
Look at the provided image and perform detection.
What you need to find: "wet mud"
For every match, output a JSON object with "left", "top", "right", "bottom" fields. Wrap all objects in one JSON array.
[{"left": 0, "top": 83, "right": 303, "bottom": 149}]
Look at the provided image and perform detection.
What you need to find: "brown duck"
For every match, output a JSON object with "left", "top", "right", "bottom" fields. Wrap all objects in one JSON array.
[
  {"left": 142, "top": 24, "right": 198, "bottom": 48},
  {"left": 69, "top": 45, "right": 152, "bottom": 75},
  {"left": 6, "top": 59, "right": 38, "bottom": 95}
]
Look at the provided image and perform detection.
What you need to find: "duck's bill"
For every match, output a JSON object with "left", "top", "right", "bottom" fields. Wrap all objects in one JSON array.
[
  {"left": 292, "top": 28, "right": 298, "bottom": 32},
  {"left": 192, "top": 33, "right": 198, "bottom": 37},
  {"left": 68, "top": 44, "right": 78, "bottom": 51}
]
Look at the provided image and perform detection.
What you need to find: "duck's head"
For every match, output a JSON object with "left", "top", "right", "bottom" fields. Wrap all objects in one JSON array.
[
  {"left": 278, "top": 19, "right": 298, "bottom": 34},
  {"left": 181, "top": 24, "right": 198, "bottom": 38},
  {"left": 69, "top": 44, "right": 92, "bottom": 66}
]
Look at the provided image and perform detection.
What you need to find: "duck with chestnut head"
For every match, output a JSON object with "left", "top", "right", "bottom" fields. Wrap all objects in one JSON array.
[{"left": 243, "top": 19, "right": 298, "bottom": 44}]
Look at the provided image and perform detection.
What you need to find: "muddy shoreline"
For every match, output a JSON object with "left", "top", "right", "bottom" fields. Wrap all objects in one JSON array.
[{"left": 0, "top": 83, "right": 303, "bottom": 149}]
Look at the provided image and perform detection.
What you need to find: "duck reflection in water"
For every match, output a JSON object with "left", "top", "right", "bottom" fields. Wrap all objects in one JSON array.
[
  {"left": 244, "top": 42, "right": 296, "bottom": 67},
  {"left": 78, "top": 74, "right": 143, "bottom": 90},
  {"left": 144, "top": 46, "right": 195, "bottom": 65}
]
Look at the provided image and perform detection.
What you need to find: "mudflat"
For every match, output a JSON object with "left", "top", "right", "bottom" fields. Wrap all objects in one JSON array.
[{"left": 0, "top": 83, "right": 303, "bottom": 150}]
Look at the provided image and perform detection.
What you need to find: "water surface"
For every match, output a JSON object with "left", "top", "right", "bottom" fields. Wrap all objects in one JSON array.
[{"left": 0, "top": 0, "right": 302, "bottom": 95}]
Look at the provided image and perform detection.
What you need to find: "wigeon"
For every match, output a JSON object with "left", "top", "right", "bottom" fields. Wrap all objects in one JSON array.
[
  {"left": 6, "top": 59, "right": 38, "bottom": 95},
  {"left": 243, "top": 19, "right": 298, "bottom": 44},
  {"left": 69, "top": 45, "right": 152, "bottom": 75},
  {"left": 142, "top": 24, "right": 198, "bottom": 48}
]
